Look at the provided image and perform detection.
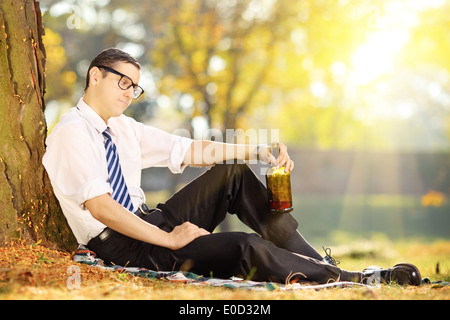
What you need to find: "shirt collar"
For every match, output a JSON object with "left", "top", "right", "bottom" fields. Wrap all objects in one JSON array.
[{"left": 76, "top": 98, "right": 108, "bottom": 134}]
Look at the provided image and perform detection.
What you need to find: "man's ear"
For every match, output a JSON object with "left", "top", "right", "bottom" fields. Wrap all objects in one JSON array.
[{"left": 89, "top": 67, "right": 102, "bottom": 87}]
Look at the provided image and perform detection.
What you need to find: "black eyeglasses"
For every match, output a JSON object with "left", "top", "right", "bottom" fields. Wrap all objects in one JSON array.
[{"left": 96, "top": 65, "right": 144, "bottom": 99}]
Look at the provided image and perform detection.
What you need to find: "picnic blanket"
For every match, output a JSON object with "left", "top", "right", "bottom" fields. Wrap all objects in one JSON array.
[{"left": 72, "top": 245, "right": 374, "bottom": 291}]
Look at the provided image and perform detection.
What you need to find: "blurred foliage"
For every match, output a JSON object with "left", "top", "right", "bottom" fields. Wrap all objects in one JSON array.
[
  {"left": 421, "top": 190, "right": 447, "bottom": 207},
  {"left": 42, "top": 28, "right": 76, "bottom": 102},
  {"left": 39, "top": 0, "right": 450, "bottom": 151},
  {"left": 401, "top": 5, "right": 450, "bottom": 71}
]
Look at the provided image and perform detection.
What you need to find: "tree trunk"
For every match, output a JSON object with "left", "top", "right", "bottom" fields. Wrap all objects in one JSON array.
[{"left": 0, "top": 0, "right": 76, "bottom": 251}]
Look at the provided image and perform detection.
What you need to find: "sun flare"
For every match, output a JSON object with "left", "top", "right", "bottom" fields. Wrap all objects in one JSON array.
[
  {"left": 350, "top": 29, "right": 410, "bottom": 86},
  {"left": 348, "top": 1, "right": 421, "bottom": 86}
]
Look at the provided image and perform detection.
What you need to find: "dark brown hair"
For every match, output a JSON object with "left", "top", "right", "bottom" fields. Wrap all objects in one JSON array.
[{"left": 84, "top": 48, "right": 141, "bottom": 91}]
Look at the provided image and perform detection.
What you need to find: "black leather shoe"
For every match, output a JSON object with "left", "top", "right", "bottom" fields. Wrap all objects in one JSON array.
[{"left": 363, "top": 263, "right": 422, "bottom": 286}]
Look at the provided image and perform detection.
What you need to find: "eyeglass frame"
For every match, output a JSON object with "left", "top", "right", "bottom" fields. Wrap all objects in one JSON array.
[{"left": 96, "top": 65, "right": 144, "bottom": 99}]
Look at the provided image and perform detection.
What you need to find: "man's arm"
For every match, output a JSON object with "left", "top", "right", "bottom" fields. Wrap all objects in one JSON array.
[
  {"left": 183, "top": 140, "right": 295, "bottom": 172},
  {"left": 85, "top": 194, "right": 209, "bottom": 250}
]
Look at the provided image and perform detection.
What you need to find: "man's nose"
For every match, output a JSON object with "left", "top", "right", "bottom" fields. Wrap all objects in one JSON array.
[{"left": 123, "top": 86, "right": 134, "bottom": 99}]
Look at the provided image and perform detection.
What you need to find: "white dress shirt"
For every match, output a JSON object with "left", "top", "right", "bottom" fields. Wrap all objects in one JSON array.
[{"left": 42, "top": 98, "right": 193, "bottom": 245}]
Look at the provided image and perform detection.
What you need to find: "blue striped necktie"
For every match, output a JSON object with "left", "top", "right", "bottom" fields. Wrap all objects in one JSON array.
[{"left": 102, "top": 128, "right": 135, "bottom": 212}]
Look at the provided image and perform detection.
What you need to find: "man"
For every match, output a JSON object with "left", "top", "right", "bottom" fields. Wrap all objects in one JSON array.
[{"left": 43, "top": 48, "right": 421, "bottom": 285}]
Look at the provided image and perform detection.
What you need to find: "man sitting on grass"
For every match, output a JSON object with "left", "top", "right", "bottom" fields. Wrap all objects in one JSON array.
[{"left": 43, "top": 48, "right": 422, "bottom": 286}]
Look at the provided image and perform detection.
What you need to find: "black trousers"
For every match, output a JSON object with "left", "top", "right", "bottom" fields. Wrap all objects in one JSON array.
[{"left": 88, "top": 163, "right": 361, "bottom": 284}]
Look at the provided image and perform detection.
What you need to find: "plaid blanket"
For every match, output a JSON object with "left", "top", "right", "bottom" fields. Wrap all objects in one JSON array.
[{"left": 72, "top": 245, "right": 374, "bottom": 291}]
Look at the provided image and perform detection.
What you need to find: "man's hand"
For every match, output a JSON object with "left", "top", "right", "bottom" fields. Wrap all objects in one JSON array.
[
  {"left": 259, "top": 142, "right": 295, "bottom": 172},
  {"left": 276, "top": 142, "right": 295, "bottom": 172},
  {"left": 167, "top": 221, "right": 210, "bottom": 250},
  {"left": 86, "top": 194, "right": 209, "bottom": 250}
]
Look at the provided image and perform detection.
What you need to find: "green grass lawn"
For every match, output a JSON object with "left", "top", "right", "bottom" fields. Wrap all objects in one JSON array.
[
  {"left": 3, "top": 192, "right": 447, "bottom": 301},
  {"left": 1, "top": 238, "right": 448, "bottom": 300}
]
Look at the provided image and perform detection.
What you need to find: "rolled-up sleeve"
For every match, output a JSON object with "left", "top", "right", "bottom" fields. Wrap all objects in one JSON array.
[
  {"left": 43, "top": 123, "right": 112, "bottom": 208},
  {"left": 167, "top": 134, "right": 194, "bottom": 173},
  {"left": 132, "top": 120, "right": 193, "bottom": 173}
]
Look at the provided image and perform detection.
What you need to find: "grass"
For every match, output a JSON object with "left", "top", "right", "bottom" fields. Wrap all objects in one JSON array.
[
  {"left": 0, "top": 237, "right": 449, "bottom": 300},
  {"left": 2, "top": 191, "right": 446, "bottom": 301}
]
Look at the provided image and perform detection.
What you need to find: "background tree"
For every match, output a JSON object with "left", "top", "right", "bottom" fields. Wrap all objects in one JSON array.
[
  {"left": 10, "top": 0, "right": 446, "bottom": 240},
  {"left": 40, "top": 0, "right": 449, "bottom": 151},
  {"left": 0, "top": 0, "right": 76, "bottom": 250},
  {"left": 145, "top": 0, "right": 292, "bottom": 134}
]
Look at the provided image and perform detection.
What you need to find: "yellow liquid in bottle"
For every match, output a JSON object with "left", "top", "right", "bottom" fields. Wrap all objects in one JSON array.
[{"left": 266, "top": 166, "right": 293, "bottom": 214}]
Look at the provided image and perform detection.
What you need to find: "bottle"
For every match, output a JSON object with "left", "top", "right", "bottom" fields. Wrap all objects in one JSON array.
[{"left": 265, "top": 142, "right": 293, "bottom": 214}]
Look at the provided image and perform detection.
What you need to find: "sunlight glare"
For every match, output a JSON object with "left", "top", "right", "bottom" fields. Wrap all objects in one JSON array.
[
  {"left": 348, "top": 1, "right": 424, "bottom": 86},
  {"left": 349, "top": 29, "right": 410, "bottom": 86}
]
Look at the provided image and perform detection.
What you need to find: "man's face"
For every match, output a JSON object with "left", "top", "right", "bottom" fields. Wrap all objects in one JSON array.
[{"left": 90, "top": 61, "right": 141, "bottom": 120}]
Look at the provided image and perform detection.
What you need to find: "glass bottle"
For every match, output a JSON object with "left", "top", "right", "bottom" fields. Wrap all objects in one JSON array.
[{"left": 265, "top": 142, "right": 293, "bottom": 214}]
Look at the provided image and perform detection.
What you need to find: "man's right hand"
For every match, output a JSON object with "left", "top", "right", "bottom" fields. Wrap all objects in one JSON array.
[{"left": 167, "top": 221, "right": 210, "bottom": 250}]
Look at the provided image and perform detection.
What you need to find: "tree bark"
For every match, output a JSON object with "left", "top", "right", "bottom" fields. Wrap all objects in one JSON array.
[{"left": 0, "top": 0, "right": 76, "bottom": 251}]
